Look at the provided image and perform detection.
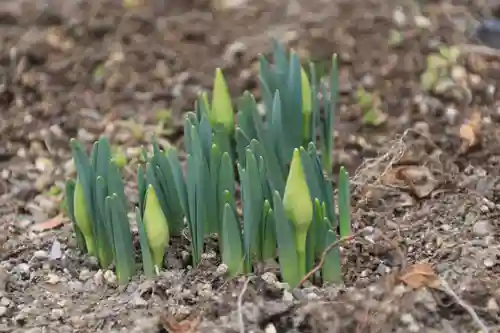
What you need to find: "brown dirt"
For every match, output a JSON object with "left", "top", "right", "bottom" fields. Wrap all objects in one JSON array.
[{"left": 1, "top": 0, "right": 500, "bottom": 332}]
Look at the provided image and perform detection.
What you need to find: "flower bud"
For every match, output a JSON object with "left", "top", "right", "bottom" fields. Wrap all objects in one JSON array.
[
  {"left": 283, "top": 148, "right": 313, "bottom": 254},
  {"left": 211, "top": 68, "right": 235, "bottom": 134},
  {"left": 73, "top": 179, "right": 95, "bottom": 255},
  {"left": 143, "top": 185, "right": 170, "bottom": 269}
]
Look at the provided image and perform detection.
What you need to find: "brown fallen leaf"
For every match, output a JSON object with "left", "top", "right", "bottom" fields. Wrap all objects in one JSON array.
[
  {"left": 160, "top": 312, "right": 201, "bottom": 333},
  {"left": 459, "top": 110, "right": 481, "bottom": 153},
  {"left": 399, "top": 262, "right": 440, "bottom": 289},
  {"left": 382, "top": 165, "right": 439, "bottom": 199},
  {"left": 31, "top": 214, "right": 65, "bottom": 232}
]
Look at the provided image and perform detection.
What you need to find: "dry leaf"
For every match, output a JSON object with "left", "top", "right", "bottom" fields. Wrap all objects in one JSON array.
[
  {"left": 31, "top": 214, "right": 65, "bottom": 232},
  {"left": 459, "top": 111, "right": 481, "bottom": 153},
  {"left": 160, "top": 313, "right": 201, "bottom": 333},
  {"left": 399, "top": 263, "right": 440, "bottom": 289},
  {"left": 398, "top": 166, "right": 439, "bottom": 198},
  {"left": 382, "top": 165, "right": 438, "bottom": 198}
]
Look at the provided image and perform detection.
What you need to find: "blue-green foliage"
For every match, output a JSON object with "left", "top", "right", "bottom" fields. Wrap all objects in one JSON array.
[{"left": 65, "top": 40, "right": 350, "bottom": 287}]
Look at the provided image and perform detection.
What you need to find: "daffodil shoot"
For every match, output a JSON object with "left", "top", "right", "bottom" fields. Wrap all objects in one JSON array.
[
  {"left": 283, "top": 148, "right": 313, "bottom": 277},
  {"left": 211, "top": 68, "right": 235, "bottom": 134},
  {"left": 64, "top": 40, "right": 350, "bottom": 288},
  {"left": 73, "top": 179, "right": 95, "bottom": 255},
  {"left": 143, "top": 184, "right": 170, "bottom": 269}
]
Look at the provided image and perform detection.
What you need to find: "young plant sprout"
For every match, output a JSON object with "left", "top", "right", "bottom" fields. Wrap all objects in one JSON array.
[{"left": 64, "top": 40, "right": 351, "bottom": 287}]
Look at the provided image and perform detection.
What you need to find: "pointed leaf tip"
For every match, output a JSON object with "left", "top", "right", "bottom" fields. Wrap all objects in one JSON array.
[
  {"left": 283, "top": 148, "right": 313, "bottom": 237},
  {"left": 143, "top": 184, "right": 170, "bottom": 269},
  {"left": 301, "top": 66, "right": 311, "bottom": 115},
  {"left": 211, "top": 67, "right": 235, "bottom": 134}
]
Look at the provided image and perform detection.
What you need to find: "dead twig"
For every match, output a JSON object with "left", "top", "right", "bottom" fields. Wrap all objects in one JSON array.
[
  {"left": 237, "top": 277, "right": 251, "bottom": 333},
  {"left": 439, "top": 279, "right": 489, "bottom": 333},
  {"left": 299, "top": 226, "right": 407, "bottom": 288},
  {"left": 298, "top": 230, "right": 365, "bottom": 287}
]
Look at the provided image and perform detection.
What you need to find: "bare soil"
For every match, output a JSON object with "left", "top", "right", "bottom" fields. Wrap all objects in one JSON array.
[{"left": 1, "top": 0, "right": 500, "bottom": 332}]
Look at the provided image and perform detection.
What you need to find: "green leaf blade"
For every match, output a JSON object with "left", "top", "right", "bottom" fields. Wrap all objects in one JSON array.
[
  {"left": 272, "top": 190, "right": 300, "bottom": 289},
  {"left": 338, "top": 166, "right": 351, "bottom": 238},
  {"left": 136, "top": 207, "right": 155, "bottom": 277},
  {"left": 65, "top": 179, "right": 86, "bottom": 252},
  {"left": 106, "top": 195, "right": 135, "bottom": 284},
  {"left": 221, "top": 203, "right": 245, "bottom": 277}
]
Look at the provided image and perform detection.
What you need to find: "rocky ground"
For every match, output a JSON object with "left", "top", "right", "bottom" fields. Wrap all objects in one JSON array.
[{"left": 1, "top": 0, "right": 500, "bottom": 332}]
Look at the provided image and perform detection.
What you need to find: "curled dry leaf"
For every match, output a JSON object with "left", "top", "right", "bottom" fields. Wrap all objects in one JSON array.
[
  {"left": 160, "top": 312, "right": 201, "bottom": 333},
  {"left": 399, "top": 262, "right": 440, "bottom": 289},
  {"left": 30, "top": 214, "right": 65, "bottom": 232},
  {"left": 459, "top": 111, "right": 481, "bottom": 153},
  {"left": 382, "top": 165, "right": 439, "bottom": 199}
]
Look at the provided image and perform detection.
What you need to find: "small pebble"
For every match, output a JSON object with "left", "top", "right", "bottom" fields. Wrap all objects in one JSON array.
[
  {"left": 440, "top": 224, "right": 452, "bottom": 232},
  {"left": 451, "top": 66, "right": 467, "bottom": 84},
  {"left": 46, "top": 273, "right": 60, "bottom": 285},
  {"left": 18, "top": 219, "right": 33, "bottom": 229},
  {"left": 49, "top": 239, "right": 62, "bottom": 260},
  {"left": 0, "top": 297, "right": 10, "bottom": 306},
  {"left": 86, "top": 257, "right": 100, "bottom": 270},
  {"left": 282, "top": 290, "right": 294, "bottom": 302},
  {"left": 400, "top": 313, "right": 414, "bottom": 324},
  {"left": 51, "top": 308, "right": 64, "bottom": 320},
  {"left": 104, "top": 270, "right": 117, "bottom": 285},
  {"left": 400, "top": 313, "right": 420, "bottom": 332},
  {"left": 376, "top": 263, "right": 390, "bottom": 275},
  {"left": 444, "top": 107, "right": 459, "bottom": 124},
  {"left": 480, "top": 205, "right": 490, "bottom": 213},
  {"left": 392, "top": 7, "right": 406, "bottom": 26},
  {"left": 197, "top": 283, "right": 213, "bottom": 298},
  {"left": 93, "top": 270, "right": 104, "bottom": 286},
  {"left": 306, "top": 292, "right": 320, "bottom": 300},
  {"left": 132, "top": 295, "right": 148, "bottom": 307},
  {"left": 261, "top": 272, "right": 278, "bottom": 285},
  {"left": 414, "top": 15, "right": 431, "bottom": 29},
  {"left": 201, "top": 251, "right": 216, "bottom": 260},
  {"left": 361, "top": 74, "right": 375, "bottom": 88},
  {"left": 176, "top": 305, "right": 191, "bottom": 317},
  {"left": 484, "top": 257, "right": 495, "bottom": 268},
  {"left": 77, "top": 128, "right": 94, "bottom": 142},
  {"left": 180, "top": 250, "right": 190, "bottom": 264},
  {"left": 216, "top": 264, "right": 228, "bottom": 275},
  {"left": 68, "top": 281, "right": 84, "bottom": 292},
  {"left": 33, "top": 250, "right": 48, "bottom": 260},
  {"left": 473, "top": 220, "right": 493, "bottom": 237},
  {"left": 469, "top": 74, "right": 482, "bottom": 86},
  {"left": 79, "top": 269, "right": 92, "bottom": 281},
  {"left": 0, "top": 169, "right": 9, "bottom": 179},
  {"left": 16, "top": 263, "right": 31, "bottom": 276},
  {"left": 393, "top": 285, "right": 407, "bottom": 296},
  {"left": 265, "top": 323, "right": 277, "bottom": 333},
  {"left": 70, "top": 315, "right": 85, "bottom": 328},
  {"left": 487, "top": 298, "right": 499, "bottom": 311},
  {"left": 483, "top": 198, "right": 496, "bottom": 210},
  {"left": 0, "top": 306, "right": 7, "bottom": 317}
]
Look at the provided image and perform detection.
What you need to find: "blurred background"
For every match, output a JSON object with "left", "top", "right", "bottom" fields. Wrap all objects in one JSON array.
[{"left": 1, "top": 1, "right": 500, "bottom": 332}]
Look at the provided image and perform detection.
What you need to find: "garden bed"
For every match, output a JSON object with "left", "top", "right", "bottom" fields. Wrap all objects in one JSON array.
[{"left": 1, "top": 0, "right": 500, "bottom": 332}]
